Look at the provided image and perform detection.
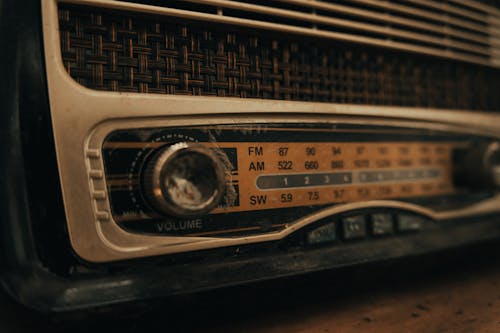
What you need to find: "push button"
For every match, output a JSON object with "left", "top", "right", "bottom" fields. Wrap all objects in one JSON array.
[
  {"left": 307, "top": 222, "right": 336, "bottom": 245},
  {"left": 397, "top": 214, "right": 426, "bottom": 232},
  {"left": 371, "top": 213, "right": 394, "bottom": 235},
  {"left": 342, "top": 215, "right": 367, "bottom": 239}
]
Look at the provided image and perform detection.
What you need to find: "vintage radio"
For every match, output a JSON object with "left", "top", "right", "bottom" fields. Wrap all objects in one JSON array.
[{"left": 2, "top": 0, "right": 500, "bottom": 312}]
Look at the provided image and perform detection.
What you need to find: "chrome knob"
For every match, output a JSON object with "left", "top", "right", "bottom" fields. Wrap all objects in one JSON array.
[
  {"left": 142, "top": 142, "right": 226, "bottom": 218},
  {"left": 484, "top": 142, "right": 500, "bottom": 188},
  {"left": 454, "top": 142, "right": 500, "bottom": 190}
]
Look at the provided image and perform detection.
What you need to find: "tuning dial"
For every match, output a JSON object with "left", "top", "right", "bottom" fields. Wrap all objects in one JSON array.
[
  {"left": 142, "top": 142, "right": 226, "bottom": 218},
  {"left": 481, "top": 142, "right": 500, "bottom": 188},
  {"left": 454, "top": 142, "right": 500, "bottom": 190}
]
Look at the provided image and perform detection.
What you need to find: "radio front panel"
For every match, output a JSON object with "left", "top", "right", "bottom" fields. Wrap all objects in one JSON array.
[
  {"left": 39, "top": 0, "right": 500, "bottom": 264},
  {"left": 101, "top": 123, "right": 487, "bottom": 239}
]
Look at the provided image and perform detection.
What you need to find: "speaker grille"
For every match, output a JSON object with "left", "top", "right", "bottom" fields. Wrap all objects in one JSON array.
[{"left": 58, "top": 4, "right": 500, "bottom": 110}]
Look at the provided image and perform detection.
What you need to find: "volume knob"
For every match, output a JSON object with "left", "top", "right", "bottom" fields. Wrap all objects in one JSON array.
[{"left": 142, "top": 142, "right": 226, "bottom": 218}]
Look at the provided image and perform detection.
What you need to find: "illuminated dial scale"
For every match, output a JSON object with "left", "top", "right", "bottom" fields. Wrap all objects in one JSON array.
[
  {"left": 102, "top": 124, "right": 474, "bottom": 238},
  {"left": 209, "top": 141, "right": 454, "bottom": 213}
]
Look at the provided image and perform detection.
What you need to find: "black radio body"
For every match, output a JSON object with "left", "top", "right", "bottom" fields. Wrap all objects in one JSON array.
[{"left": 2, "top": 0, "right": 500, "bottom": 312}]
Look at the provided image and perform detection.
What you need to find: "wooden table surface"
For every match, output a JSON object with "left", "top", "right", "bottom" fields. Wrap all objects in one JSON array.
[{"left": 3, "top": 241, "right": 500, "bottom": 332}]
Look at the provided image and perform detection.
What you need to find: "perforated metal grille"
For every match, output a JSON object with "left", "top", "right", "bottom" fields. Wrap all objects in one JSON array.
[{"left": 58, "top": 4, "right": 500, "bottom": 110}]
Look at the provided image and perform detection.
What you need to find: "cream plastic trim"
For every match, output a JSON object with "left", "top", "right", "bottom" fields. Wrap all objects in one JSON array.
[
  {"left": 59, "top": 0, "right": 500, "bottom": 68},
  {"left": 43, "top": 0, "right": 500, "bottom": 263},
  {"left": 409, "top": 0, "right": 488, "bottom": 22},
  {"left": 276, "top": 0, "right": 490, "bottom": 45},
  {"left": 193, "top": 0, "right": 500, "bottom": 34},
  {"left": 351, "top": 0, "right": 500, "bottom": 33},
  {"left": 184, "top": 0, "right": 493, "bottom": 56},
  {"left": 449, "top": 0, "right": 500, "bottom": 19}
]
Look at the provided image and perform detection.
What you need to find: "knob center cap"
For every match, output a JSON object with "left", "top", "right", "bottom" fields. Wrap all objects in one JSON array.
[{"left": 143, "top": 142, "right": 226, "bottom": 218}]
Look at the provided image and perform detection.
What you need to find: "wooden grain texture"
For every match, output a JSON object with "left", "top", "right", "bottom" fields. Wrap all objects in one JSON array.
[
  {"left": 198, "top": 243, "right": 500, "bottom": 333},
  {"left": 205, "top": 265, "right": 500, "bottom": 333},
  {"left": 3, "top": 242, "right": 500, "bottom": 332}
]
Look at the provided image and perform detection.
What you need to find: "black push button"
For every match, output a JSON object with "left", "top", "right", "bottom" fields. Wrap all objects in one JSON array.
[
  {"left": 342, "top": 215, "right": 367, "bottom": 239},
  {"left": 397, "top": 214, "right": 426, "bottom": 232},
  {"left": 307, "top": 222, "right": 336, "bottom": 245},
  {"left": 371, "top": 213, "right": 394, "bottom": 235}
]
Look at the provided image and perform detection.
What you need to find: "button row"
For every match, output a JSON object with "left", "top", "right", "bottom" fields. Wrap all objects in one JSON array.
[{"left": 306, "top": 212, "right": 429, "bottom": 245}]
